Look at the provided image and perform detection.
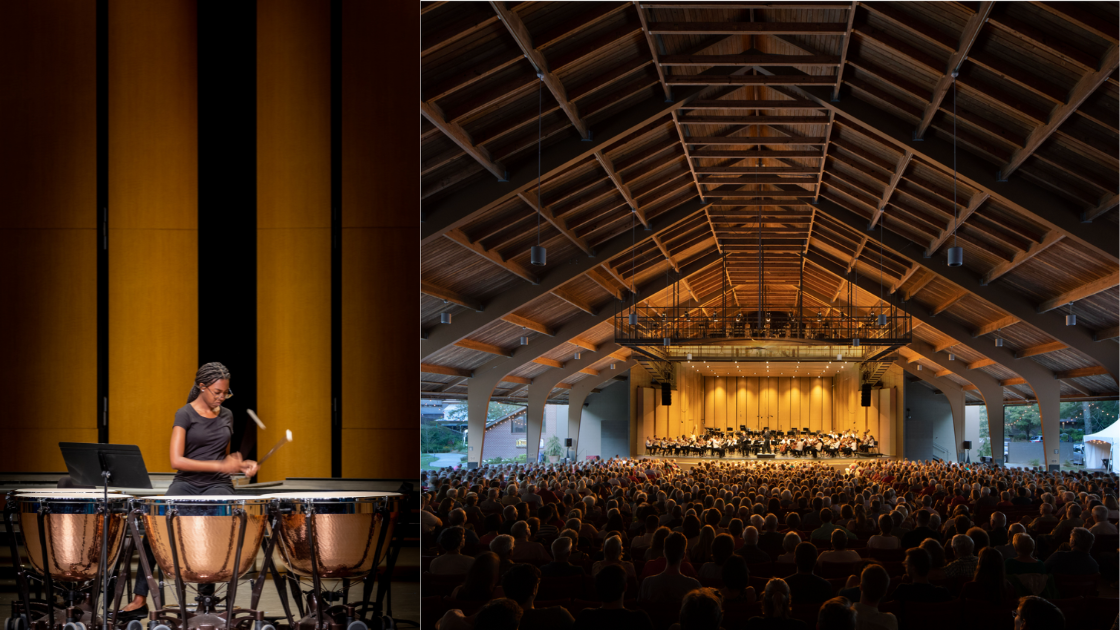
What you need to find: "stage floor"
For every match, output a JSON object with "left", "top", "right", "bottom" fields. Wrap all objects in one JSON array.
[{"left": 640, "top": 453, "right": 897, "bottom": 470}]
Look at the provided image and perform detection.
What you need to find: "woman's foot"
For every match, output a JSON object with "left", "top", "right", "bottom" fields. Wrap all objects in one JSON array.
[{"left": 120, "top": 595, "right": 146, "bottom": 613}]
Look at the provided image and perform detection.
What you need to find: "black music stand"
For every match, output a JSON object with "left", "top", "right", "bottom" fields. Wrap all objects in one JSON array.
[{"left": 59, "top": 443, "right": 151, "bottom": 630}]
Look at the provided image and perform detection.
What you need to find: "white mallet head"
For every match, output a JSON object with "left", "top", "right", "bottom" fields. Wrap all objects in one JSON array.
[
  {"left": 247, "top": 409, "right": 266, "bottom": 430},
  {"left": 286, "top": 429, "right": 293, "bottom": 442}
]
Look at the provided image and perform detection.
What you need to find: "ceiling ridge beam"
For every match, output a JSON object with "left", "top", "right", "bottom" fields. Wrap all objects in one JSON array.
[
  {"left": 1036, "top": 270, "right": 1120, "bottom": 314},
  {"left": 997, "top": 43, "right": 1120, "bottom": 178},
  {"left": 489, "top": 1, "right": 589, "bottom": 138},
  {"left": 925, "top": 191, "right": 991, "bottom": 257},
  {"left": 914, "top": 2, "right": 996, "bottom": 138},
  {"left": 594, "top": 151, "right": 648, "bottom": 226},
  {"left": 420, "top": 100, "right": 506, "bottom": 181}
]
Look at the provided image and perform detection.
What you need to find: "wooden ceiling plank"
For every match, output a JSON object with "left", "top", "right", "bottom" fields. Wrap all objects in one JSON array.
[
  {"left": 1036, "top": 271, "right": 1120, "bottom": 314},
  {"left": 502, "top": 314, "right": 555, "bottom": 336},
  {"left": 890, "top": 263, "right": 919, "bottom": 294},
  {"left": 661, "top": 54, "right": 841, "bottom": 67},
  {"left": 666, "top": 75, "right": 836, "bottom": 86},
  {"left": 680, "top": 115, "right": 830, "bottom": 125},
  {"left": 421, "top": 363, "right": 473, "bottom": 378},
  {"left": 647, "top": 22, "right": 850, "bottom": 35},
  {"left": 516, "top": 192, "right": 594, "bottom": 256},
  {"left": 1054, "top": 366, "right": 1110, "bottom": 379},
  {"left": 987, "top": 13, "right": 1101, "bottom": 70},
  {"left": 594, "top": 151, "right": 649, "bottom": 227},
  {"left": 489, "top": 1, "right": 590, "bottom": 138},
  {"left": 997, "top": 44, "right": 1120, "bottom": 179},
  {"left": 551, "top": 287, "right": 597, "bottom": 315},
  {"left": 980, "top": 230, "right": 1064, "bottom": 285},
  {"left": 1083, "top": 193, "right": 1119, "bottom": 223},
  {"left": 532, "top": 357, "right": 564, "bottom": 369},
  {"left": 454, "top": 338, "right": 511, "bottom": 357},
  {"left": 914, "top": 2, "right": 996, "bottom": 139},
  {"left": 972, "top": 315, "right": 1021, "bottom": 338},
  {"left": 968, "top": 358, "right": 996, "bottom": 370},
  {"left": 869, "top": 151, "right": 914, "bottom": 228},
  {"left": 860, "top": 3, "right": 957, "bottom": 50},
  {"left": 1030, "top": 2, "right": 1119, "bottom": 43},
  {"left": 931, "top": 290, "right": 968, "bottom": 317},
  {"left": 445, "top": 228, "right": 540, "bottom": 284},
  {"left": 1062, "top": 378, "right": 1094, "bottom": 396},
  {"left": 632, "top": 0, "right": 672, "bottom": 101},
  {"left": 683, "top": 99, "right": 825, "bottom": 109},
  {"left": 1094, "top": 326, "right": 1120, "bottom": 342},
  {"left": 420, "top": 100, "right": 506, "bottom": 181},
  {"left": 925, "top": 192, "right": 991, "bottom": 257},
  {"left": 421, "top": 281, "right": 484, "bottom": 312},
  {"left": 1014, "top": 340, "right": 1068, "bottom": 359},
  {"left": 585, "top": 267, "right": 624, "bottom": 300}
]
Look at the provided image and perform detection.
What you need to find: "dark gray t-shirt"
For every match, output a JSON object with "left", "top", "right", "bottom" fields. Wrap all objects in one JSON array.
[{"left": 172, "top": 404, "right": 234, "bottom": 488}]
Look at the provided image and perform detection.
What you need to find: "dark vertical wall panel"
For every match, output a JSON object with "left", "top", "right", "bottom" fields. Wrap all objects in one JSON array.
[
  {"left": 0, "top": 1, "right": 98, "bottom": 471},
  {"left": 257, "top": 0, "right": 332, "bottom": 482},
  {"left": 341, "top": 0, "right": 419, "bottom": 477},
  {"left": 108, "top": 0, "right": 199, "bottom": 473}
]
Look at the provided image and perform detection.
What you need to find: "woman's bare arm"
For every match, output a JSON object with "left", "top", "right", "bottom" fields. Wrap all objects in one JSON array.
[{"left": 170, "top": 426, "right": 242, "bottom": 473}]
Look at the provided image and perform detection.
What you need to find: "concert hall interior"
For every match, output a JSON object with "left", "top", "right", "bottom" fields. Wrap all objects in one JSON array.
[
  {"left": 420, "top": 1, "right": 1118, "bottom": 629},
  {"left": 0, "top": 1, "right": 418, "bottom": 628}
]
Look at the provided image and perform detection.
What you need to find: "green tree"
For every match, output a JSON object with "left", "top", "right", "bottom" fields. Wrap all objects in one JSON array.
[{"left": 444, "top": 401, "right": 525, "bottom": 423}]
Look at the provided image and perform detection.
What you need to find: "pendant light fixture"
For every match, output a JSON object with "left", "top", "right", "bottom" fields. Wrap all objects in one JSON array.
[
  {"left": 917, "top": 363, "right": 922, "bottom": 371},
  {"left": 995, "top": 328, "right": 1003, "bottom": 347},
  {"left": 1065, "top": 302, "right": 1076, "bottom": 326},
  {"left": 530, "top": 73, "right": 547, "bottom": 267},
  {"left": 574, "top": 352, "right": 581, "bottom": 360},
  {"left": 610, "top": 363, "right": 617, "bottom": 370},
  {"left": 440, "top": 312, "right": 452, "bottom": 325},
  {"left": 687, "top": 353, "right": 693, "bottom": 361},
  {"left": 948, "top": 346, "right": 956, "bottom": 361},
  {"left": 520, "top": 335, "right": 529, "bottom": 346},
  {"left": 947, "top": 72, "right": 964, "bottom": 268}
]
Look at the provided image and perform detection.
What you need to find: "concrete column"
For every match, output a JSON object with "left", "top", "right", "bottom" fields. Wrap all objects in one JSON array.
[
  {"left": 568, "top": 361, "right": 636, "bottom": 460},
  {"left": 896, "top": 360, "right": 966, "bottom": 461},
  {"left": 525, "top": 343, "right": 621, "bottom": 463}
]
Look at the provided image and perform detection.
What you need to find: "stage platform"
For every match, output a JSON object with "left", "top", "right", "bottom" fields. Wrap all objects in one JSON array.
[{"left": 639, "top": 453, "right": 897, "bottom": 470}]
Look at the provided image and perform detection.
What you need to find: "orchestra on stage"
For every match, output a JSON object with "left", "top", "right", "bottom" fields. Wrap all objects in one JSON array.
[{"left": 644, "top": 427, "right": 877, "bottom": 459}]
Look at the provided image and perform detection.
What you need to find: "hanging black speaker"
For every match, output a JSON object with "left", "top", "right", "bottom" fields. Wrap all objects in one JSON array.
[
  {"left": 661, "top": 381, "right": 672, "bottom": 406},
  {"left": 861, "top": 383, "right": 872, "bottom": 407},
  {"left": 564, "top": 437, "right": 573, "bottom": 447},
  {"left": 962, "top": 440, "right": 972, "bottom": 450}
]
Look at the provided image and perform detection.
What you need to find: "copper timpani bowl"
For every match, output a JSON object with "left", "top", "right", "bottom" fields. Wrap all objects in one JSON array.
[
  {"left": 263, "top": 492, "right": 402, "bottom": 580},
  {"left": 15, "top": 493, "right": 132, "bottom": 582},
  {"left": 137, "top": 496, "right": 268, "bottom": 584}
]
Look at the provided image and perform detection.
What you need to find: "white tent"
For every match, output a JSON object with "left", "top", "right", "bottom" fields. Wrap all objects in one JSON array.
[{"left": 1083, "top": 419, "right": 1120, "bottom": 473}]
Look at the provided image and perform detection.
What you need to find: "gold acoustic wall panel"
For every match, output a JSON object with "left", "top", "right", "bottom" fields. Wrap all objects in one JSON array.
[
  {"left": 257, "top": 0, "right": 331, "bottom": 482},
  {"left": 108, "top": 0, "right": 198, "bottom": 474},
  {"left": 341, "top": 0, "right": 419, "bottom": 478},
  {"left": 0, "top": 1, "right": 97, "bottom": 471},
  {"left": 702, "top": 377, "right": 833, "bottom": 434}
]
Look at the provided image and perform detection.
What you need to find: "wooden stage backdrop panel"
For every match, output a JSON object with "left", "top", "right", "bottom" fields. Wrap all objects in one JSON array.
[
  {"left": 340, "top": 0, "right": 419, "bottom": 478},
  {"left": 0, "top": 2, "right": 97, "bottom": 471},
  {"left": 257, "top": 0, "right": 332, "bottom": 483},
  {"left": 108, "top": 0, "right": 199, "bottom": 474},
  {"left": 701, "top": 377, "right": 833, "bottom": 434}
]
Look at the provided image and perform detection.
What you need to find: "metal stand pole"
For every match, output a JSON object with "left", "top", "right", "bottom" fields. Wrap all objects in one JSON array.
[
  {"left": 165, "top": 511, "right": 190, "bottom": 623},
  {"left": 100, "top": 471, "right": 111, "bottom": 630},
  {"left": 5, "top": 494, "right": 34, "bottom": 630},
  {"left": 126, "top": 510, "right": 161, "bottom": 612},
  {"left": 36, "top": 508, "right": 56, "bottom": 628},
  {"left": 307, "top": 507, "right": 324, "bottom": 630}
]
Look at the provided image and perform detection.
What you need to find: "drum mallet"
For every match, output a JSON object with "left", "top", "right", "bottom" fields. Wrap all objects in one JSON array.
[
  {"left": 247, "top": 409, "right": 266, "bottom": 430},
  {"left": 258, "top": 430, "right": 293, "bottom": 467}
]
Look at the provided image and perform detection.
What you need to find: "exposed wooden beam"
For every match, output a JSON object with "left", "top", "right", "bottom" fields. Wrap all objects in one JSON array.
[
  {"left": 903, "top": 271, "right": 934, "bottom": 301},
  {"left": 980, "top": 230, "right": 1064, "bottom": 285},
  {"left": 963, "top": 384, "right": 978, "bottom": 392},
  {"left": 933, "top": 341, "right": 956, "bottom": 353},
  {"left": 1031, "top": 2, "right": 1119, "bottom": 43},
  {"left": 988, "top": 13, "right": 1101, "bottom": 70},
  {"left": 660, "top": 54, "right": 841, "bottom": 66},
  {"left": 489, "top": 1, "right": 590, "bottom": 138},
  {"left": 1083, "top": 193, "right": 1119, "bottom": 223},
  {"left": 968, "top": 358, "right": 996, "bottom": 370},
  {"left": 551, "top": 288, "right": 596, "bottom": 315},
  {"left": 972, "top": 315, "right": 1020, "bottom": 338},
  {"left": 516, "top": 192, "right": 594, "bottom": 256},
  {"left": 420, "top": 100, "right": 506, "bottom": 181},
  {"left": 931, "top": 291, "right": 967, "bottom": 316},
  {"left": 1036, "top": 271, "right": 1120, "bottom": 314},
  {"left": 533, "top": 357, "right": 564, "bottom": 369},
  {"left": 1014, "top": 341, "right": 1069, "bottom": 359},
  {"left": 579, "top": 368, "right": 600, "bottom": 376},
  {"left": 681, "top": 115, "right": 830, "bottom": 125},
  {"left": 914, "top": 2, "right": 995, "bottom": 138},
  {"left": 830, "top": 279, "right": 846, "bottom": 303},
  {"left": 601, "top": 262, "right": 636, "bottom": 293},
  {"left": 997, "top": 43, "right": 1120, "bottom": 178},
  {"left": 847, "top": 235, "right": 868, "bottom": 273},
  {"left": 501, "top": 314, "right": 555, "bottom": 336},
  {"left": 585, "top": 267, "right": 623, "bottom": 300},
  {"left": 682, "top": 99, "right": 824, "bottom": 109},
  {"left": 651, "top": 235, "right": 680, "bottom": 273},
  {"left": 454, "top": 339, "right": 510, "bottom": 357},
  {"left": 890, "top": 263, "right": 919, "bottom": 294},
  {"left": 445, "top": 229, "right": 539, "bottom": 284},
  {"left": 632, "top": 0, "right": 672, "bottom": 100},
  {"left": 647, "top": 22, "right": 850, "bottom": 35},
  {"left": 1000, "top": 377, "right": 1028, "bottom": 387},
  {"left": 925, "top": 192, "right": 990, "bottom": 257},
  {"left": 1094, "top": 326, "right": 1120, "bottom": 342},
  {"left": 594, "top": 151, "right": 648, "bottom": 227},
  {"left": 1062, "top": 379, "right": 1094, "bottom": 396},
  {"left": 934, "top": 369, "right": 953, "bottom": 378},
  {"left": 421, "top": 281, "right": 483, "bottom": 312},
  {"left": 570, "top": 338, "right": 598, "bottom": 352},
  {"left": 870, "top": 151, "right": 913, "bottom": 228},
  {"left": 500, "top": 375, "right": 532, "bottom": 385},
  {"left": 666, "top": 75, "right": 835, "bottom": 86},
  {"left": 421, "top": 363, "right": 473, "bottom": 378},
  {"left": 1054, "top": 366, "right": 1110, "bottom": 379}
]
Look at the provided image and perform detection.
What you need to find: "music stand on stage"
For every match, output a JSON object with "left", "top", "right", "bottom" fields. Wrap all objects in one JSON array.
[{"left": 59, "top": 443, "right": 152, "bottom": 630}]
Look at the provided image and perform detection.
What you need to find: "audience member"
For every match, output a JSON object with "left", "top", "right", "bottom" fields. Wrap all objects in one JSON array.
[
  {"left": 777, "top": 532, "right": 800, "bottom": 564},
  {"left": 850, "top": 565, "right": 896, "bottom": 630},
  {"left": 816, "top": 597, "right": 856, "bottom": 630},
  {"left": 961, "top": 548, "right": 1015, "bottom": 606},
  {"left": 1013, "top": 595, "right": 1065, "bottom": 630},
  {"left": 737, "top": 525, "right": 772, "bottom": 563},
  {"left": 671, "top": 588, "right": 723, "bottom": 630},
  {"left": 719, "top": 555, "right": 757, "bottom": 604},
  {"left": 592, "top": 535, "right": 636, "bottom": 579},
  {"left": 511, "top": 520, "right": 552, "bottom": 564},
  {"left": 1043, "top": 527, "right": 1099, "bottom": 575},
  {"left": 502, "top": 563, "right": 575, "bottom": 630},
  {"left": 943, "top": 534, "right": 978, "bottom": 579},
  {"left": 1087, "top": 505, "right": 1117, "bottom": 536},
  {"left": 745, "top": 578, "right": 808, "bottom": 630},
  {"left": 541, "top": 536, "right": 585, "bottom": 578},
  {"left": 811, "top": 508, "right": 856, "bottom": 542},
  {"left": 785, "top": 542, "right": 832, "bottom": 605},
  {"left": 817, "top": 529, "right": 861, "bottom": 566},
  {"left": 639, "top": 532, "right": 702, "bottom": 610},
  {"left": 887, "top": 548, "right": 952, "bottom": 603},
  {"left": 867, "top": 514, "right": 899, "bottom": 550},
  {"left": 699, "top": 533, "right": 735, "bottom": 580},
  {"left": 573, "top": 564, "right": 653, "bottom": 630},
  {"left": 431, "top": 526, "right": 475, "bottom": 575},
  {"left": 451, "top": 551, "right": 504, "bottom": 602}
]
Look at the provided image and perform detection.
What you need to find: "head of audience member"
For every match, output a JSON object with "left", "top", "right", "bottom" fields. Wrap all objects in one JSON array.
[
  {"left": 439, "top": 526, "right": 465, "bottom": 554},
  {"left": 511, "top": 520, "right": 532, "bottom": 541},
  {"left": 877, "top": 513, "right": 893, "bottom": 537},
  {"left": 711, "top": 533, "right": 734, "bottom": 566},
  {"left": 830, "top": 529, "right": 848, "bottom": 551},
  {"left": 459, "top": 552, "right": 501, "bottom": 600},
  {"left": 1015, "top": 596, "right": 1065, "bottom": 630},
  {"left": 645, "top": 514, "right": 660, "bottom": 534},
  {"left": 762, "top": 578, "right": 793, "bottom": 619},
  {"left": 1066, "top": 504, "right": 1083, "bottom": 520},
  {"left": 743, "top": 525, "right": 761, "bottom": 548},
  {"left": 501, "top": 563, "right": 541, "bottom": 607},
  {"left": 1091, "top": 505, "right": 1108, "bottom": 525},
  {"left": 650, "top": 526, "right": 671, "bottom": 554},
  {"left": 729, "top": 518, "right": 744, "bottom": 540},
  {"left": 474, "top": 598, "right": 522, "bottom": 630},
  {"left": 491, "top": 534, "right": 514, "bottom": 562},
  {"left": 484, "top": 513, "right": 502, "bottom": 535},
  {"left": 594, "top": 564, "right": 628, "bottom": 606},
  {"left": 665, "top": 531, "right": 688, "bottom": 567},
  {"left": 722, "top": 555, "right": 749, "bottom": 592},
  {"left": 603, "top": 534, "right": 624, "bottom": 562},
  {"left": 973, "top": 547, "right": 1007, "bottom": 592},
  {"left": 551, "top": 535, "right": 573, "bottom": 564},
  {"left": 990, "top": 511, "right": 1007, "bottom": 531},
  {"left": 904, "top": 547, "right": 932, "bottom": 582},
  {"left": 764, "top": 513, "right": 780, "bottom": 532},
  {"left": 966, "top": 526, "right": 990, "bottom": 552},
  {"left": 920, "top": 538, "right": 945, "bottom": 569},
  {"left": 794, "top": 541, "right": 818, "bottom": 574},
  {"left": 1007, "top": 522, "right": 1027, "bottom": 541},
  {"left": 679, "top": 588, "right": 723, "bottom": 630},
  {"left": 820, "top": 508, "right": 833, "bottom": 524},
  {"left": 1069, "top": 527, "right": 1094, "bottom": 552},
  {"left": 816, "top": 597, "right": 856, "bottom": 630},
  {"left": 1012, "top": 533, "right": 1036, "bottom": 560},
  {"left": 858, "top": 564, "right": 890, "bottom": 606},
  {"left": 782, "top": 532, "right": 801, "bottom": 556},
  {"left": 682, "top": 514, "right": 702, "bottom": 539},
  {"left": 786, "top": 512, "right": 802, "bottom": 531},
  {"left": 915, "top": 509, "right": 931, "bottom": 528}
]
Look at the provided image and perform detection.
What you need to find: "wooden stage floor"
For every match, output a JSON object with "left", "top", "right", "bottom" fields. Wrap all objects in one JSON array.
[{"left": 640, "top": 453, "right": 898, "bottom": 470}]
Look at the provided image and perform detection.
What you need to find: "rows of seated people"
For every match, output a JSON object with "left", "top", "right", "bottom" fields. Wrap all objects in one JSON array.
[{"left": 421, "top": 457, "right": 1119, "bottom": 630}]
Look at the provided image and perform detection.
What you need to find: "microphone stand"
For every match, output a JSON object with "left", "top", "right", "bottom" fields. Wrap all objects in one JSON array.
[{"left": 99, "top": 455, "right": 110, "bottom": 630}]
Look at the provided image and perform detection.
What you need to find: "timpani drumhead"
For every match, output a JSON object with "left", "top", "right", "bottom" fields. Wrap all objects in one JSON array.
[{"left": 14, "top": 488, "right": 124, "bottom": 494}]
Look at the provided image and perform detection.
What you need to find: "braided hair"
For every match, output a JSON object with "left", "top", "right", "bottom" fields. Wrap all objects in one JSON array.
[{"left": 187, "top": 362, "right": 231, "bottom": 403}]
